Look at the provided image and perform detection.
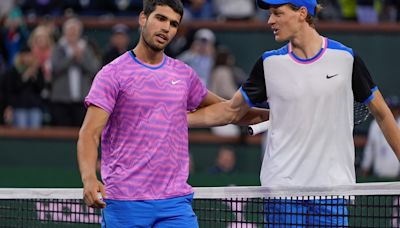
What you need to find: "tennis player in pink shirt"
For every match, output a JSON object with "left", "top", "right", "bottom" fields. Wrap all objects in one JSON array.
[{"left": 77, "top": 0, "right": 267, "bottom": 227}]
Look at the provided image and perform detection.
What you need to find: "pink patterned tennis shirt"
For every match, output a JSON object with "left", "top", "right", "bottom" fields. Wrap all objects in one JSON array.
[{"left": 85, "top": 51, "right": 207, "bottom": 200}]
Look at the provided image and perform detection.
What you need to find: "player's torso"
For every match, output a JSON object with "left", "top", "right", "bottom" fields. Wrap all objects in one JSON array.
[
  {"left": 261, "top": 41, "right": 356, "bottom": 187},
  {"left": 101, "top": 55, "right": 193, "bottom": 200}
]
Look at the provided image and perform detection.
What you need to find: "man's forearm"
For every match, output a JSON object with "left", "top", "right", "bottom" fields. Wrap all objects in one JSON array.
[
  {"left": 236, "top": 107, "right": 269, "bottom": 126},
  {"left": 377, "top": 118, "right": 400, "bottom": 160},
  {"left": 77, "top": 133, "right": 100, "bottom": 182},
  {"left": 369, "top": 91, "right": 400, "bottom": 160},
  {"left": 188, "top": 101, "right": 233, "bottom": 128},
  {"left": 188, "top": 90, "right": 258, "bottom": 128}
]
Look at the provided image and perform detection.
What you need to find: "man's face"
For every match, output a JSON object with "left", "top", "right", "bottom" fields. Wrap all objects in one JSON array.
[
  {"left": 139, "top": 5, "right": 181, "bottom": 52},
  {"left": 111, "top": 33, "right": 130, "bottom": 50},
  {"left": 267, "top": 4, "right": 304, "bottom": 42},
  {"left": 64, "top": 23, "right": 81, "bottom": 44}
]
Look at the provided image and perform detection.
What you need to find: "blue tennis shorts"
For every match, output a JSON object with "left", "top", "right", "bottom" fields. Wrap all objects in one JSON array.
[
  {"left": 101, "top": 193, "right": 198, "bottom": 228},
  {"left": 265, "top": 198, "right": 348, "bottom": 227}
]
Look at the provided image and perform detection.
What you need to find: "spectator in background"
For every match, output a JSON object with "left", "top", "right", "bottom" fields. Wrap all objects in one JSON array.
[
  {"left": 213, "top": 0, "right": 256, "bottom": 20},
  {"left": 178, "top": 28, "right": 216, "bottom": 86},
  {"left": 28, "top": 25, "right": 54, "bottom": 125},
  {"left": 318, "top": 0, "right": 342, "bottom": 21},
  {"left": 0, "top": 15, "right": 8, "bottom": 75},
  {"left": 396, "top": 0, "right": 400, "bottom": 21},
  {"left": 361, "top": 95, "right": 400, "bottom": 178},
  {"left": 112, "top": 0, "right": 143, "bottom": 16},
  {"left": 3, "top": 46, "right": 46, "bottom": 129},
  {"left": 0, "top": 0, "right": 13, "bottom": 20},
  {"left": 64, "top": 0, "right": 106, "bottom": 16},
  {"left": 102, "top": 24, "right": 131, "bottom": 66},
  {"left": 165, "top": 25, "right": 190, "bottom": 58},
  {"left": 208, "top": 46, "right": 246, "bottom": 99},
  {"left": 38, "top": 15, "right": 61, "bottom": 42},
  {"left": 338, "top": 0, "right": 357, "bottom": 21},
  {"left": 208, "top": 146, "right": 237, "bottom": 174},
  {"left": 380, "top": 0, "right": 398, "bottom": 22},
  {"left": 29, "top": 25, "right": 54, "bottom": 88},
  {"left": 1, "top": 5, "right": 29, "bottom": 68},
  {"left": 50, "top": 17, "right": 100, "bottom": 126},
  {"left": 182, "top": 0, "right": 214, "bottom": 21},
  {"left": 20, "top": 0, "right": 63, "bottom": 17},
  {"left": 208, "top": 46, "right": 246, "bottom": 136},
  {"left": 356, "top": 0, "right": 379, "bottom": 23}
]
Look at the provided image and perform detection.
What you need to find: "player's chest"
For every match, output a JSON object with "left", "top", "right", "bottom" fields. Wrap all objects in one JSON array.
[
  {"left": 119, "top": 71, "right": 189, "bottom": 105},
  {"left": 265, "top": 58, "right": 353, "bottom": 99}
]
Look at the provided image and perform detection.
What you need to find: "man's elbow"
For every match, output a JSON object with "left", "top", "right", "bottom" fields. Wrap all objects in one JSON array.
[{"left": 78, "top": 127, "right": 100, "bottom": 145}]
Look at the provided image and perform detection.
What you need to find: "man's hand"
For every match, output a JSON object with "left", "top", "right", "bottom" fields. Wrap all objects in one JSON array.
[{"left": 83, "top": 178, "right": 107, "bottom": 208}]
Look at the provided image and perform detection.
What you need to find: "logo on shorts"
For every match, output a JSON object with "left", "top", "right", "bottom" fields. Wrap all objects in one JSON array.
[
  {"left": 326, "top": 74, "right": 339, "bottom": 79},
  {"left": 171, "top": 80, "right": 181, "bottom": 85}
]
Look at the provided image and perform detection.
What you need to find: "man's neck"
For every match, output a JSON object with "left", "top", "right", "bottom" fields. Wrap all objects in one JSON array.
[
  {"left": 132, "top": 40, "right": 164, "bottom": 65},
  {"left": 290, "top": 27, "right": 322, "bottom": 59}
]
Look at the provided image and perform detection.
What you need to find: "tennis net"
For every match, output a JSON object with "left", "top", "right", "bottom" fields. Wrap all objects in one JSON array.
[{"left": 1, "top": 182, "right": 400, "bottom": 227}]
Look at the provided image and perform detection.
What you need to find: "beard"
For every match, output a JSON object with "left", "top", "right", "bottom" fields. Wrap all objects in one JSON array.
[{"left": 141, "top": 28, "right": 165, "bottom": 52}]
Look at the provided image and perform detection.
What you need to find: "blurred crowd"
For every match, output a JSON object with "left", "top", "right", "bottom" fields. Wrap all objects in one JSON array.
[
  {"left": 0, "top": 13, "right": 99, "bottom": 128},
  {"left": 1, "top": 0, "right": 400, "bottom": 22},
  {"left": 1, "top": 0, "right": 400, "bottom": 129},
  {"left": 0, "top": 0, "right": 247, "bottom": 130}
]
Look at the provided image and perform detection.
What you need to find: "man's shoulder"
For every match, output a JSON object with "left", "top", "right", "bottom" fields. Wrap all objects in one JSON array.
[
  {"left": 326, "top": 38, "right": 353, "bottom": 56},
  {"left": 262, "top": 45, "right": 289, "bottom": 60},
  {"left": 98, "top": 52, "right": 131, "bottom": 75},
  {"left": 165, "top": 55, "right": 193, "bottom": 72},
  {"left": 96, "top": 54, "right": 128, "bottom": 77},
  {"left": 107, "top": 51, "right": 130, "bottom": 65}
]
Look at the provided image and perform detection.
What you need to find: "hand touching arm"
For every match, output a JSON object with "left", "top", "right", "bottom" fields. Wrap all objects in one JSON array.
[{"left": 189, "top": 90, "right": 268, "bottom": 127}]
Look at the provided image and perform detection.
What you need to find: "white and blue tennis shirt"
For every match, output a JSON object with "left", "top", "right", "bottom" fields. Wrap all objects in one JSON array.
[{"left": 241, "top": 37, "right": 376, "bottom": 187}]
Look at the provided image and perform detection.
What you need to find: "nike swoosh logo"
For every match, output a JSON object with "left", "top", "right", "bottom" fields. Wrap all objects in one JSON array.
[
  {"left": 326, "top": 74, "right": 339, "bottom": 79},
  {"left": 171, "top": 80, "right": 181, "bottom": 85}
]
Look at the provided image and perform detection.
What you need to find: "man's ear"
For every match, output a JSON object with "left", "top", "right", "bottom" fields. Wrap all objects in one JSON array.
[
  {"left": 139, "top": 11, "right": 146, "bottom": 28},
  {"left": 299, "top": 6, "right": 308, "bottom": 20}
]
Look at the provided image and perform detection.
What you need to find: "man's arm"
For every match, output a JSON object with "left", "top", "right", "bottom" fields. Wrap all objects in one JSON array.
[
  {"left": 77, "top": 106, "right": 109, "bottom": 208},
  {"left": 197, "top": 90, "right": 226, "bottom": 108},
  {"left": 236, "top": 106, "right": 269, "bottom": 126},
  {"left": 189, "top": 90, "right": 268, "bottom": 128},
  {"left": 368, "top": 90, "right": 400, "bottom": 160},
  {"left": 360, "top": 121, "right": 377, "bottom": 176}
]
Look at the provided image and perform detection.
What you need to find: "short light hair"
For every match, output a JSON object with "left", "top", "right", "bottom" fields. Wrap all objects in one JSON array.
[{"left": 289, "top": 4, "right": 323, "bottom": 27}]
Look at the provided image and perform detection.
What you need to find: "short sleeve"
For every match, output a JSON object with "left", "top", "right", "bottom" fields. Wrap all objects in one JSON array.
[
  {"left": 352, "top": 53, "right": 377, "bottom": 104},
  {"left": 85, "top": 65, "right": 119, "bottom": 114},
  {"left": 187, "top": 68, "right": 207, "bottom": 111},
  {"left": 241, "top": 57, "right": 267, "bottom": 107}
]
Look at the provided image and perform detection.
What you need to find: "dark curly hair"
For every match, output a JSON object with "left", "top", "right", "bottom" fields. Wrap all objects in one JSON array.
[{"left": 143, "top": 0, "right": 184, "bottom": 19}]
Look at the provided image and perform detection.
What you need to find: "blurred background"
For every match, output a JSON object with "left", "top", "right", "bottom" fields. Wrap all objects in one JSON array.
[{"left": 1, "top": 0, "right": 400, "bottom": 188}]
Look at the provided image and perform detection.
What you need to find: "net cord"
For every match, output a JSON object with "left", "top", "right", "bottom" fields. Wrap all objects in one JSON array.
[{"left": 1, "top": 182, "right": 400, "bottom": 199}]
